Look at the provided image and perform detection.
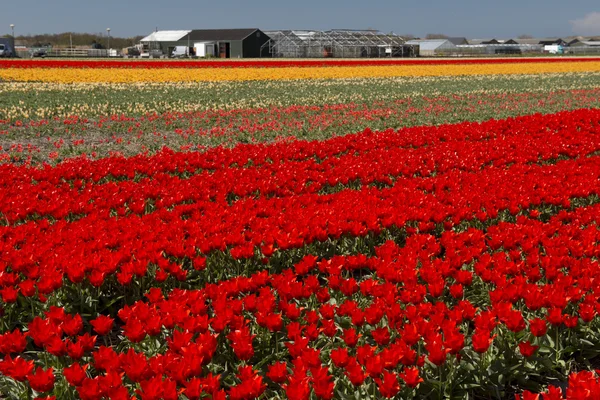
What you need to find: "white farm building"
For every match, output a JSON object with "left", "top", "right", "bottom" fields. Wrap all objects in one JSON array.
[{"left": 404, "top": 39, "right": 457, "bottom": 56}]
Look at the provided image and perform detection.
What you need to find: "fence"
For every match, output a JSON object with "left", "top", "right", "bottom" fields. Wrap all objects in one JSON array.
[
  {"left": 566, "top": 47, "right": 600, "bottom": 55},
  {"left": 431, "top": 44, "right": 600, "bottom": 57},
  {"left": 14, "top": 48, "right": 121, "bottom": 58}
]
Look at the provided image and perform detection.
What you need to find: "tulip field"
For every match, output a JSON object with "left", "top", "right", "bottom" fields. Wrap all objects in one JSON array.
[{"left": 2, "top": 58, "right": 600, "bottom": 400}]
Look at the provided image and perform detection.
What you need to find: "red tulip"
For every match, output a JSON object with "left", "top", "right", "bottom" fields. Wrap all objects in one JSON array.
[
  {"left": 27, "top": 367, "right": 55, "bottom": 393},
  {"left": 518, "top": 341, "right": 539, "bottom": 358},
  {"left": 375, "top": 370, "right": 401, "bottom": 398},
  {"left": 400, "top": 367, "right": 424, "bottom": 388},
  {"left": 63, "top": 363, "right": 88, "bottom": 387},
  {"left": 90, "top": 315, "right": 114, "bottom": 336}
]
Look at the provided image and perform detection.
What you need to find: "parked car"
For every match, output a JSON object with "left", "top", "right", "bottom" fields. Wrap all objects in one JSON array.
[
  {"left": 494, "top": 48, "right": 522, "bottom": 55},
  {"left": 30, "top": 48, "right": 48, "bottom": 58},
  {"left": 141, "top": 49, "right": 164, "bottom": 58},
  {"left": 0, "top": 44, "right": 12, "bottom": 57},
  {"left": 123, "top": 47, "right": 140, "bottom": 57},
  {"left": 171, "top": 46, "right": 193, "bottom": 58}
]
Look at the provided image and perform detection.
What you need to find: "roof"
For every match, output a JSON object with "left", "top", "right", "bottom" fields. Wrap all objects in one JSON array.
[
  {"left": 188, "top": 29, "right": 260, "bottom": 41},
  {"left": 141, "top": 30, "right": 191, "bottom": 42},
  {"left": 457, "top": 43, "right": 542, "bottom": 48},
  {"left": 539, "top": 39, "right": 566, "bottom": 45},
  {"left": 468, "top": 38, "right": 496, "bottom": 45},
  {"left": 405, "top": 39, "right": 447, "bottom": 43},
  {"left": 447, "top": 37, "right": 468, "bottom": 45},
  {"left": 264, "top": 30, "right": 406, "bottom": 49},
  {"left": 569, "top": 37, "right": 600, "bottom": 44},
  {"left": 512, "top": 38, "right": 541, "bottom": 45},
  {"left": 469, "top": 37, "right": 567, "bottom": 45},
  {"left": 141, "top": 29, "right": 262, "bottom": 43}
]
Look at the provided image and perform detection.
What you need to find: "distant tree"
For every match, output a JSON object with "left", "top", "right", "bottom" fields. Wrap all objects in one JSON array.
[
  {"left": 517, "top": 34, "right": 534, "bottom": 39},
  {"left": 400, "top": 33, "right": 416, "bottom": 40},
  {"left": 16, "top": 32, "right": 143, "bottom": 49},
  {"left": 91, "top": 40, "right": 103, "bottom": 50},
  {"left": 425, "top": 33, "right": 449, "bottom": 39}
]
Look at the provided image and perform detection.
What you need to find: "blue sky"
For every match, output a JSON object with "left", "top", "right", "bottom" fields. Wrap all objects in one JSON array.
[{"left": 2, "top": 0, "right": 599, "bottom": 38}]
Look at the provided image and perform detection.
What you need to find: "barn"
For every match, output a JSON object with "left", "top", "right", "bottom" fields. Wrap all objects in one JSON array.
[{"left": 140, "top": 28, "right": 270, "bottom": 58}]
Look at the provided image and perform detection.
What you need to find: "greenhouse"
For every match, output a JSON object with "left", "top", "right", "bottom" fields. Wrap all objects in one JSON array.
[{"left": 262, "top": 29, "right": 413, "bottom": 58}]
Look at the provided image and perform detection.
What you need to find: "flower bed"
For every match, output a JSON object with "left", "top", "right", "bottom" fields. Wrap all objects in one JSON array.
[
  {"left": 3, "top": 86, "right": 600, "bottom": 163},
  {"left": 3, "top": 62, "right": 600, "bottom": 83},
  {"left": 2, "top": 108, "right": 600, "bottom": 398},
  {"left": 2, "top": 57, "right": 600, "bottom": 69}
]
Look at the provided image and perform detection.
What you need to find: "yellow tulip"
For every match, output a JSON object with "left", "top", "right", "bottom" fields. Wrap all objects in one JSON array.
[{"left": 2, "top": 62, "right": 600, "bottom": 83}]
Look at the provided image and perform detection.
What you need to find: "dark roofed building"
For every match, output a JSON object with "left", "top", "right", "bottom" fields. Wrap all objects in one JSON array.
[
  {"left": 187, "top": 29, "right": 260, "bottom": 42},
  {"left": 569, "top": 37, "right": 600, "bottom": 46},
  {"left": 570, "top": 40, "right": 600, "bottom": 47},
  {"left": 140, "top": 28, "right": 270, "bottom": 58},
  {"left": 539, "top": 38, "right": 567, "bottom": 46}
]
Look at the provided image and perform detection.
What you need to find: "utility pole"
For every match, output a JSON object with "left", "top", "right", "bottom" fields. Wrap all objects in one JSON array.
[
  {"left": 9, "top": 24, "right": 15, "bottom": 57},
  {"left": 106, "top": 28, "right": 111, "bottom": 55}
]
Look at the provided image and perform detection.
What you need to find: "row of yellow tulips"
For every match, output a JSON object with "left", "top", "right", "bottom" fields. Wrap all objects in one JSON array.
[{"left": 2, "top": 62, "right": 600, "bottom": 83}]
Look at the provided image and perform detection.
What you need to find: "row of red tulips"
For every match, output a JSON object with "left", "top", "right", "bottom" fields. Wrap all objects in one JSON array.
[
  {"left": 4, "top": 89, "right": 600, "bottom": 165},
  {"left": 1, "top": 111, "right": 600, "bottom": 299},
  {"left": 2, "top": 108, "right": 600, "bottom": 225},
  {"left": 2, "top": 58, "right": 600, "bottom": 69},
  {"left": 2, "top": 197, "right": 600, "bottom": 398},
  {"left": 3, "top": 109, "right": 600, "bottom": 398}
]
